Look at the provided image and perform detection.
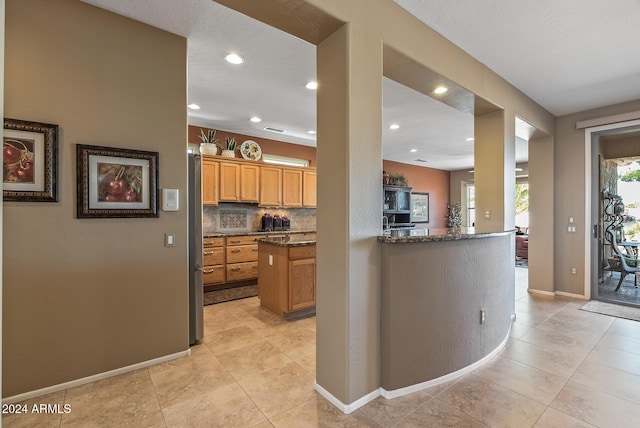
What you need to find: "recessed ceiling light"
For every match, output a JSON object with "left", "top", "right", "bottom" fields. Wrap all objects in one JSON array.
[
  {"left": 305, "top": 81, "right": 318, "bottom": 90},
  {"left": 188, "top": 103, "right": 200, "bottom": 110},
  {"left": 250, "top": 116, "right": 262, "bottom": 123},
  {"left": 409, "top": 148, "right": 418, "bottom": 153},
  {"left": 466, "top": 137, "right": 475, "bottom": 141},
  {"left": 389, "top": 124, "right": 400, "bottom": 130},
  {"left": 307, "top": 130, "right": 316, "bottom": 135},
  {"left": 225, "top": 53, "right": 244, "bottom": 64},
  {"left": 434, "top": 86, "right": 448, "bottom": 94}
]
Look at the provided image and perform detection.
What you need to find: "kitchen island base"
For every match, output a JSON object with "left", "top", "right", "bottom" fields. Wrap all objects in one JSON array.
[
  {"left": 258, "top": 235, "right": 317, "bottom": 319},
  {"left": 379, "top": 230, "right": 514, "bottom": 392}
]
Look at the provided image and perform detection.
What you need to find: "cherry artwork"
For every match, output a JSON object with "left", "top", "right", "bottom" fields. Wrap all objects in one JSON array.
[
  {"left": 3, "top": 138, "right": 35, "bottom": 183},
  {"left": 97, "top": 162, "right": 143, "bottom": 203}
]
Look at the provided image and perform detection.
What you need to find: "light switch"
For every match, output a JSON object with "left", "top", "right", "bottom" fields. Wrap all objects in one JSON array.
[
  {"left": 268, "top": 255, "right": 273, "bottom": 265},
  {"left": 165, "top": 233, "right": 175, "bottom": 247},
  {"left": 569, "top": 217, "right": 574, "bottom": 223}
]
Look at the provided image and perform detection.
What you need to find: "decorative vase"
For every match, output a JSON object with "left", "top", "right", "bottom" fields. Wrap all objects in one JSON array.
[
  {"left": 199, "top": 143, "right": 218, "bottom": 155},
  {"left": 221, "top": 149, "right": 235, "bottom": 158}
]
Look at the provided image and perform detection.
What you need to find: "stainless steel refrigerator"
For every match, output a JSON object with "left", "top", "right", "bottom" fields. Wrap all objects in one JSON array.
[{"left": 188, "top": 153, "right": 204, "bottom": 345}]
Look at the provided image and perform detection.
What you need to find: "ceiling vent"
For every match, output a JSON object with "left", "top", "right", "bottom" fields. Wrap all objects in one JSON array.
[
  {"left": 414, "top": 159, "right": 427, "bottom": 163},
  {"left": 264, "top": 126, "right": 285, "bottom": 133}
]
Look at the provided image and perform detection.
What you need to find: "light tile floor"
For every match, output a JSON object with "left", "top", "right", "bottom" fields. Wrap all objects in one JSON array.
[{"left": 4, "top": 267, "right": 640, "bottom": 427}]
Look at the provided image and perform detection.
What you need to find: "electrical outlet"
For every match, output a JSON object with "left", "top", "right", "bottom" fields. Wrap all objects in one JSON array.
[{"left": 571, "top": 267, "right": 577, "bottom": 274}]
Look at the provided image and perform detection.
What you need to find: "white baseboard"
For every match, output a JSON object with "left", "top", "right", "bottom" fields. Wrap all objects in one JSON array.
[
  {"left": 380, "top": 326, "right": 510, "bottom": 399},
  {"left": 528, "top": 288, "right": 587, "bottom": 300},
  {"left": 313, "top": 382, "right": 380, "bottom": 414},
  {"left": 3, "top": 349, "right": 191, "bottom": 404},
  {"left": 528, "top": 288, "right": 555, "bottom": 296},
  {"left": 555, "top": 291, "right": 587, "bottom": 299},
  {"left": 315, "top": 326, "right": 511, "bottom": 412}
]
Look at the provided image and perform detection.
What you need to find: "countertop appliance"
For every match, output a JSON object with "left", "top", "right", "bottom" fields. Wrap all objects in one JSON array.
[{"left": 188, "top": 154, "right": 204, "bottom": 345}]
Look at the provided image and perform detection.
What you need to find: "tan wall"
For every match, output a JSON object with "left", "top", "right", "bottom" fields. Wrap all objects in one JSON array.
[
  {"left": 220, "top": 0, "right": 555, "bottom": 406},
  {"left": 383, "top": 160, "right": 449, "bottom": 228},
  {"left": 188, "top": 125, "right": 318, "bottom": 167},
  {"left": 555, "top": 99, "right": 640, "bottom": 295},
  {"left": 601, "top": 135, "right": 640, "bottom": 159},
  {"left": 3, "top": 0, "right": 188, "bottom": 396}
]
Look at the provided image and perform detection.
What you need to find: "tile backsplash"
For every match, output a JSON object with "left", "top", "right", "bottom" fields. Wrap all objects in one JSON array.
[{"left": 203, "top": 203, "right": 316, "bottom": 233}]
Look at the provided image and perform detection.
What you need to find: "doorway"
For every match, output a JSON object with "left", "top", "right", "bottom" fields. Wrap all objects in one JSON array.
[{"left": 587, "top": 121, "right": 640, "bottom": 306}]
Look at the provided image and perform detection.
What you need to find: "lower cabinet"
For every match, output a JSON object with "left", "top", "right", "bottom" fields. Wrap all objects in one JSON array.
[
  {"left": 202, "top": 237, "right": 224, "bottom": 285},
  {"left": 224, "top": 235, "right": 259, "bottom": 283},
  {"left": 258, "top": 242, "right": 316, "bottom": 318}
]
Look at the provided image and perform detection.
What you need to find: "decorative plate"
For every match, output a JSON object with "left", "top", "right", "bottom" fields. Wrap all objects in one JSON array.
[{"left": 240, "top": 140, "right": 262, "bottom": 161}]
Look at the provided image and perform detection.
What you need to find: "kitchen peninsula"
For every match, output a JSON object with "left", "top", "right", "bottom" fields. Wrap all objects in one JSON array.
[
  {"left": 258, "top": 234, "right": 317, "bottom": 319},
  {"left": 378, "top": 227, "right": 515, "bottom": 393}
]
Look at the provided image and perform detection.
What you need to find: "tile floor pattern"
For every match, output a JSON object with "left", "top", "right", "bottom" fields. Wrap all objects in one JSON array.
[{"left": 4, "top": 267, "right": 640, "bottom": 427}]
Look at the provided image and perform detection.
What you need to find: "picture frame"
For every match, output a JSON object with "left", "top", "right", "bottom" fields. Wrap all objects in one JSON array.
[
  {"left": 76, "top": 144, "right": 159, "bottom": 218},
  {"left": 3, "top": 118, "right": 58, "bottom": 202},
  {"left": 411, "top": 192, "right": 429, "bottom": 223}
]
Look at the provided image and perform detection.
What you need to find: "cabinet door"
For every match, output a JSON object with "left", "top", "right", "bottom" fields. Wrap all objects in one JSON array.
[
  {"left": 219, "top": 162, "right": 240, "bottom": 201},
  {"left": 202, "top": 159, "right": 219, "bottom": 206},
  {"left": 240, "top": 164, "right": 260, "bottom": 202},
  {"left": 282, "top": 169, "right": 303, "bottom": 207},
  {"left": 288, "top": 258, "right": 316, "bottom": 311},
  {"left": 302, "top": 170, "right": 316, "bottom": 207},
  {"left": 259, "top": 166, "right": 282, "bottom": 207}
]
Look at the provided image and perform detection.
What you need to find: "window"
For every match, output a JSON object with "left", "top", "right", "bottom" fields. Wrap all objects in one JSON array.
[
  {"left": 466, "top": 184, "right": 475, "bottom": 227},
  {"left": 262, "top": 154, "right": 309, "bottom": 167}
]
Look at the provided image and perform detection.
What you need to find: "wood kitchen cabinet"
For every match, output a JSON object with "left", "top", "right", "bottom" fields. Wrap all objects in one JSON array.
[
  {"left": 202, "top": 158, "right": 219, "bottom": 206},
  {"left": 302, "top": 170, "right": 316, "bottom": 207},
  {"left": 219, "top": 161, "right": 259, "bottom": 202},
  {"left": 202, "top": 237, "right": 224, "bottom": 285},
  {"left": 225, "top": 235, "right": 259, "bottom": 282},
  {"left": 259, "top": 166, "right": 282, "bottom": 206},
  {"left": 282, "top": 168, "right": 303, "bottom": 207},
  {"left": 258, "top": 240, "right": 316, "bottom": 319}
]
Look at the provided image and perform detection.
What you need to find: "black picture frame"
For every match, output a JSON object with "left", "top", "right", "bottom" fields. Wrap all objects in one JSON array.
[
  {"left": 411, "top": 192, "right": 429, "bottom": 223},
  {"left": 76, "top": 144, "right": 159, "bottom": 218},
  {"left": 3, "top": 118, "right": 58, "bottom": 202}
]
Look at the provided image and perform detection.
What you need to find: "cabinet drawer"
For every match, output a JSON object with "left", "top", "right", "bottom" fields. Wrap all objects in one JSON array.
[
  {"left": 289, "top": 245, "right": 316, "bottom": 260},
  {"left": 226, "top": 262, "right": 259, "bottom": 282},
  {"left": 203, "top": 247, "right": 224, "bottom": 265},
  {"left": 226, "top": 235, "right": 259, "bottom": 246},
  {"left": 203, "top": 265, "right": 225, "bottom": 285},
  {"left": 226, "top": 244, "right": 258, "bottom": 263},
  {"left": 204, "top": 237, "right": 224, "bottom": 247}
]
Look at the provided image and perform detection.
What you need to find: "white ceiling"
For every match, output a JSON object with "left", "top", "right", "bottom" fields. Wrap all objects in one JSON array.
[{"left": 81, "top": 0, "right": 640, "bottom": 171}]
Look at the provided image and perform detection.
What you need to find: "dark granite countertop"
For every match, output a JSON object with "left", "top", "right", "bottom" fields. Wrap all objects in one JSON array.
[
  {"left": 378, "top": 227, "right": 514, "bottom": 243},
  {"left": 204, "top": 230, "right": 315, "bottom": 238},
  {"left": 258, "top": 234, "right": 316, "bottom": 247}
]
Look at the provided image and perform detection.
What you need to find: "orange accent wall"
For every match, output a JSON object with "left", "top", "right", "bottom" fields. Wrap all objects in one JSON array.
[
  {"left": 189, "top": 125, "right": 317, "bottom": 167},
  {"left": 383, "top": 160, "right": 450, "bottom": 228}
]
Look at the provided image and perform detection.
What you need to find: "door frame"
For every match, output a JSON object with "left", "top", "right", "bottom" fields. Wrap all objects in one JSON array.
[{"left": 584, "top": 118, "right": 640, "bottom": 299}]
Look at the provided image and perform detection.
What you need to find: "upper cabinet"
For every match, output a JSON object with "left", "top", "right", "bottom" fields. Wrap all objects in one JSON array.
[
  {"left": 202, "top": 158, "right": 219, "bottom": 206},
  {"left": 302, "top": 170, "right": 317, "bottom": 208},
  {"left": 203, "top": 155, "right": 315, "bottom": 208},
  {"left": 282, "top": 169, "right": 303, "bottom": 207},
  {"left": 219, "top": 161, "right": 259, "bottom": 202},
  {"left": 259, "top": 166, "right": 282, "bottom": 206}
]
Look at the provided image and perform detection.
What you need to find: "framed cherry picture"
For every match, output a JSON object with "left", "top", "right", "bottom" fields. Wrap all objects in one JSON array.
[
  {"left": 76, "top": 144, "right": 159, "bottom": 218},
  {"left": 3, "top": 118, "right": 58, "bottom": 202}
]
